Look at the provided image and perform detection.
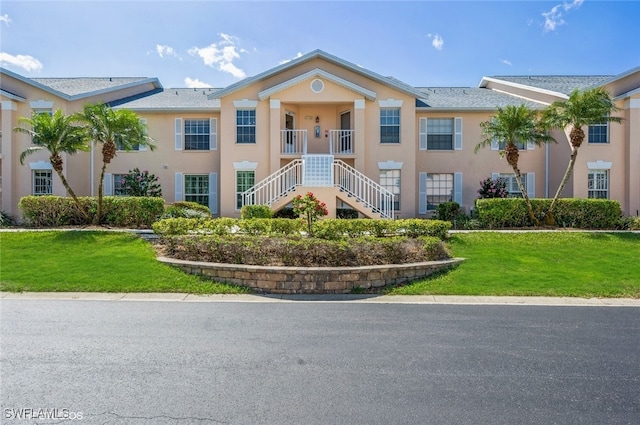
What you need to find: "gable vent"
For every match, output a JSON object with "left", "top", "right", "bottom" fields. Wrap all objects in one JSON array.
[{"left": 310, "top": 79, "right": 324, "bottom": 93}]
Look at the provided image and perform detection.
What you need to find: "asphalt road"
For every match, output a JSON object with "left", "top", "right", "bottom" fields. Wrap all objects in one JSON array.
[{"left": 1, "top": 300, "right": 638, "bottom": 425}]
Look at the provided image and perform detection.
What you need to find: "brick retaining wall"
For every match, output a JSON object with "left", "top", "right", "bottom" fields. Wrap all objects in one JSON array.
[{"left": 158, "top": 257, "right": 464, "bottom": 294}]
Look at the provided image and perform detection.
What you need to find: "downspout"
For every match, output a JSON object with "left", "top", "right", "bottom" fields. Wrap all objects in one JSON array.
[
  {"left": 545, "top": 142, "right": 549, "bottom": 198},
  {"left": 90, "top": 143, "right": 94, "bottom": 196}
]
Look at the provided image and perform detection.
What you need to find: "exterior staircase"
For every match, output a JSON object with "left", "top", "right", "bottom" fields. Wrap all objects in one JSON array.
[{"left": 242, "top": 155, "right": 395, "bottom": 219}]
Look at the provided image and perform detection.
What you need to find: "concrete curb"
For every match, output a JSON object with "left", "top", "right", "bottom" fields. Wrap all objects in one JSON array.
[{"left": 1, "top": 292, "right": 638, "bottom": 306}]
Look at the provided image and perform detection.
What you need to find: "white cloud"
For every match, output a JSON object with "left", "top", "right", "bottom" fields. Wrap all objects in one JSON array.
[
  {"left": 0, "top": 52, "right": 43, "bottom": 72},
  {"left": 279, "top": 52, "right": 303, "bottom": 65},
  {"left": 0, "top": 14, "right": 11, "bottom": 25},
  {"left": 501, "top": 59, "right": 512, "bottom": 66},
  {"left": 188, "top": 33, "right": 247, "bottom": 79},
  {"left": 542, "top": 0, "right": 584, "bottom": 32},
  {"left": 156, "top": 44, "right": 178, "bottom": 59},
  {"left": 432, "top": 34, "right": 444, "bottom": 50},
  {"left": 184, "top": 77, "right": 213, "bottom": 88}
]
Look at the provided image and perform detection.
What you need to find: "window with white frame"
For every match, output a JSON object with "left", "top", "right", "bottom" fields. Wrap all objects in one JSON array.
[
  {"left": 380, "top": 108, "right": 400, "bottom": 143},
  {"left": 497, "top": 140, "right": 527, "bottom": 150},
  {"left": 113, "top": 174, "right": 128, "bottom": 196},
  {"left": 379, "top": 169, "right": 401, "bottom": 210},
  {"left": 236, "top": 170, "right": 255, "bottom": 209},
  {"left": 116, "top": 118, "right": 147, "bottom": 151},
  {"left": 33, "top": 170, "right": 53, "bottom": 195},
  {"left": 236, "top": 110, "right": 256, "bottom": 144},
  {"left": 184, "top": 119, "right": 211, "bottom": 150},
  {"left": 588, "top": 170, "right": 608, "bottom": 199},
  {"left": 184, "top": 175, "right": 209, "bottom": 206},
  {"left": 588, "top": 122, "right": 608, "bottom": 144},
  {"left": 499, "top": 173, "right": 527, "bottom": 198},
  {"left": 426, "top": 118, "right": 454, "bottom": 150},
  {"left": 426, "top": 173, "right": 453, "bottom": 211}
]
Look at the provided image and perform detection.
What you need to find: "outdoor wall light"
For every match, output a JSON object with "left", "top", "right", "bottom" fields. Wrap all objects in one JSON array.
[{"left": 315, "top": 116, "right": 320, "bottom": 123}]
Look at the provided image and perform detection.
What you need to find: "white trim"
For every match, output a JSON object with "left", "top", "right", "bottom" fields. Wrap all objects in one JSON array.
[
  {"left": 209, "top": 172, "right": 218, "bottom": 214},
  {"left": 233, "top": 161, "right": 258, "bottom": 170},
  {"left": 174, "top": 118, "right": 183, "bottom": 150},
  {"left": 454, "top": 117, "right": 463, "bottom": 150},
  {"left": 627, "top": 99, "right": 640, "bottom": 109},
  {"left": 418, "top": 172, "right": 427, "bottom": 214},
  {"left": 210, "top": 118, "right": 217, "bottom": 150},
  {"left": 378, "top": 160, "right": 403, "bottom": 170},
  {"left": 1, "top": 100, "right": 17, "bottom": 111},
  {"left": 138, "top": 118, "right": 148, "bottom": 151},
  {"left": 174, "top": 173, "right": 183, "bottom": 202},
  {"left": 270, "top": 99, "right": 281, "bottom": 109},
  {"left": 104, "top": 173, "right": 113, "bottom": 196},
  {"left": 526, "top": 173, "right": 535, "bottom": 198},
  {"left": 419, "top": 118, "right": 427, "bottom": 150},
  {"left": 354, "top": 99, "right": 365, "bottom": 110},
  {"left": 587, "top": 160, "right": 613, "bottom": 170},
  {"left": 233, "top": 99, "right": 258, "bottom": 108},
  {"left": 29, "top": 161, "right": 52, "bottom": 170},
  {"left": 378, "top": 98, "right": 403, "bottom": 108},
  {"left": 29, "top": 100, "right": 54, "bottom": 109},
  {"left": 454, "top": 172, "right": 463, "bottom": 204}
]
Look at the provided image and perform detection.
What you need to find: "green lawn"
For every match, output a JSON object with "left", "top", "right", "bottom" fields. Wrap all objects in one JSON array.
[
  {"left": 0, "top": 231, "right": 249, "bottom": 294},
  {"left": 1, "top": 230, "right": 638, "bottom": 298},
  {"left": 387, "top": 232, "right": 640, "bottom": 298}
]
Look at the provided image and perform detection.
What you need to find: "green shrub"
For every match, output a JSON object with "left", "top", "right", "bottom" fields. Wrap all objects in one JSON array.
[
  {"left": 268, "top": 218, "right": 305, "bottom": 236},
  {"left": 240, "top": 204, "right": 273, "bottom": 219},
  {"left": 0, "top": 210, "right": 17, "bottom": 227},
  {"left": 396, "top": 219, "right": 451, "bottom": 239},
  {"left": 18, "top": 196, "right": 163, "bottom": 228},
  {"left": 162, "top": 201, "right": 211, "bottom": 219},
  {"left": 337, "top": 208, "right": 359, "bottom": 219},
  {"left": 237, "top": 218, "right": 272, "bottom": 235},
  {"left": 152, "top": 217, "right": 209, "bottom": 236},
  {"left": 476, "top": 198, "right": 621, "bottom": 229},
  {"left": 436, "top": 201, "right": 461, "bottom": 222},
  {"left": 618, "top": 216, "right": 640, "bottom": 230}
]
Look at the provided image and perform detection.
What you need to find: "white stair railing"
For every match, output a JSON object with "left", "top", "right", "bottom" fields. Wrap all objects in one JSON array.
[
  {"left": 328, "top": 130, "right": 354, "bottom": 154},
  {"left": 242, "top": 159, "right": 303, "bottom": 207},
  {"left": 280, "top": 130, "right": 307, "bottom": 154},
  {"left": 334, "top": 160, "right": 395, "bottom": 219}
]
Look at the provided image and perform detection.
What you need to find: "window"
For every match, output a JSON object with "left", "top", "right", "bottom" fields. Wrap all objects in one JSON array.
[
  {"left": 588, "top": 122, "right": 608, "bottom": 144},
  {"left": 236, "top": 170, "right": 255, "bottom": 209},
  {"left": 184, "top": 175, "right": 209, "bottom": 206},
  {"left": 427, "top": 118, "right": 454, "bottom": 150},
  {"left": 498, "top": 140, "right": 526, "bottom": 150},
  {"left": 588, "top": 170, "right": 608, "bottom": 199},
  {"left": 499, "top": 173, "right": 527, "bottom": 198},
  {"left": 33, "top": 108, "right": 53, "bottom": 116},
  {"left": 379, "top": 169, "right": 401, "bottom": 210},
  {"left": 426, "top": 173, "right": 453, "bottom": 211},
  {"left": 184, "top": 119, "right": 211, "bottom": 150},
  {"left": 33, "top": 170, "right": 52, "bottom": 195},
  {"left": 380, "top": 108, "right": 400, "bottom": 143},
  {"left": 113, "top": 174, "right": 128, "bottom": 196},
  {"left": 236, "top": 110, "right": 256, "bottom": 144}
]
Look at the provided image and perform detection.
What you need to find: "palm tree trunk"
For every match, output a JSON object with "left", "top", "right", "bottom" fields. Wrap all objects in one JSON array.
[
  {"left": 93, "top": 161, "right": 108, "bottom": 225},
  {"left": 511, "top": 164, "right": 540, "bottom": 226},
  {"left": 544, "top": 147, "right": 578, "bottom": 226},
  {"left": 54, "top": 169, "right": 90, "bottom": 222}
]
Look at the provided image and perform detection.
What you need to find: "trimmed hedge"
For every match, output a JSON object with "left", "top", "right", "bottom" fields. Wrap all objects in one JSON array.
[
  {"left": 240, "top": 204, "right": 273, "bottom": 219},
  {"left": 162, "top": 201, "right": 211, "bottom": 219},
  {"left": 475, "top": 198, "right": 622, "bottom": 229},
  {"left": 18, "top": 196, "right": 165, "bottom": 228}
]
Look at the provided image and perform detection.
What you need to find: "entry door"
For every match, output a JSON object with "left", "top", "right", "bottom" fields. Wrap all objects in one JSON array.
[
  {"left": 285, "top": 112, "right": 295, "bottom": 151},
  {"left": 340, "top": 111, "right": 352, "bottom": 153}
]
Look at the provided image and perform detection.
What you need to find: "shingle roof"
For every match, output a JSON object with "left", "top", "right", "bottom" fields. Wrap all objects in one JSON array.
[
  {"left": 415, "top": 87, "right": 544, "bottom": 109},
  {"left": 31, "top": 77, "right": 156, "bottom": 97},
  {"left": 485, "top": 75, "right": 613, "bottom": 95},
  {"left": 110, "top": 88, "right": 222, "bottom": 110}
]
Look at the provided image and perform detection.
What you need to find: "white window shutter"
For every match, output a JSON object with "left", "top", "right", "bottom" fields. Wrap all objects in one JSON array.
[
  {"left": 418, "top": 172, "right": 427, "bottom": 214},
  {"left": 491, "top": 138, "right": 499, "bottom": 150},
  {"left": 419, "top": 118, "right": 427, "bottom": 150},
  {"left": 210, "top": 118, "right": 217, "bottom": 150},
  {"left": 175, "top": 118, "right": 183, "bottom": 150},
  {"left": 175, "top": 172, "right": 183, "bottom": 202},
  {"left": 454, "top": 172, "right": 463, "bottom": 204},
  {"left": 139, "top": 118, "right": 148, "bottom": 151},
  {"left": 526, "top": 173, "right": 536, "bottom": 198},
  {"left": 526, "top": 140, "right": 535, "bottom": 150},
  {"left": 454, "top": 117, "right": 463, "bottom": 150},
  {"left": 209, "top": 172, "right": 218, "bottom": 214},
  {"left": 104, "top": 173, "right": 113, "bottom": 196}
]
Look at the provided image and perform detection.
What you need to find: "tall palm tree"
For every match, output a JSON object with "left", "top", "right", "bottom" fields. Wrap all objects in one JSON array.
[
  {"left": 475, "top": 104, "right": 555, "bottom": 226},
  {"left": 14, "top": 109, "right": 91, "bottom": 221},
  {"left": 542, "top": 88, "right": 623, "bottom": 225},
  {"left": 77, "top": 103, "right": 155, "bottom": 225}
]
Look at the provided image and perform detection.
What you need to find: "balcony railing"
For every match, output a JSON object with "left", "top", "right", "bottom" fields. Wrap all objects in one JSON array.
[{"left": 280, "top": 129, "right": 355, "bottom": 155}]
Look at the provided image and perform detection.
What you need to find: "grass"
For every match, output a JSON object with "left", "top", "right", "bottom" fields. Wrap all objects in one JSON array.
[
  {"left": 1, "top": 230, "right": 638, "bottom": 298},
  {"left": 386, "top": 232, "right": 640, "bottom": 298},
  {"left": 0, "top": 231, "right": 249, "bottom": 294}
]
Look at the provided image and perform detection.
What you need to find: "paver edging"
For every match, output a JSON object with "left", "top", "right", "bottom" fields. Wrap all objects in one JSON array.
[{"left": 157, "top": 257, "right": 464, "bottom": 294}]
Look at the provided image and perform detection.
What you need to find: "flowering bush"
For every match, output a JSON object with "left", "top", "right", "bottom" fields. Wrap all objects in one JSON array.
[
  {"left": 118, "top": 168, "right": 162, "bottom": 197},
  {"left": 292, "top": 192, "right": 328, "bottom": 235},
  {"left": 477, "top": 177, "right": 507, "bottom": 199}
]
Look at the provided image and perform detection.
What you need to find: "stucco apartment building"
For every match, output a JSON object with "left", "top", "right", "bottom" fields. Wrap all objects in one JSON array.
[{"left": 1, "top": 50, "right": 639, "bottom": 220}]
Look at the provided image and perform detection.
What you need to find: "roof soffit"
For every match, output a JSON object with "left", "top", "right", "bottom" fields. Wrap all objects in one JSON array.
[{"left": 258, "top": 68, "right": 377, "bottom": 101}]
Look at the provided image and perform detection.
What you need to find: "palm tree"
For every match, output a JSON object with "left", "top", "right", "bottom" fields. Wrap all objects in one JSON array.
[
  {"left": 14, "top": 109, "right": 91, "bottom": 221},
  {"left": 475, "top": 104, "right": 555, "bottom": 226},
  {"left": 77, "top": 103, "right": 155, "bottom": 225},
  {"left": 542, "top": 88, "right": 623, "bottom": 225}
]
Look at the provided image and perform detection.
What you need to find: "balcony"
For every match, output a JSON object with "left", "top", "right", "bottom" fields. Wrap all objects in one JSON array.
[{"left": 280, "top": 129, "right": 355, "bottom": 156}]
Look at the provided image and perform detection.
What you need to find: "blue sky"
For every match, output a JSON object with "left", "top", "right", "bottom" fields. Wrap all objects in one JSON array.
[{"left": 1, "top": 0, "right": 638, "bottom": 89}]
